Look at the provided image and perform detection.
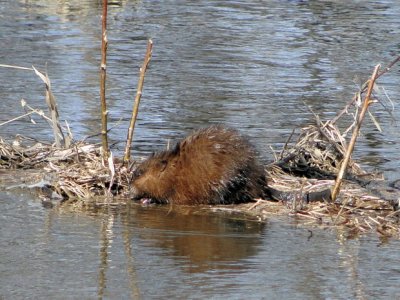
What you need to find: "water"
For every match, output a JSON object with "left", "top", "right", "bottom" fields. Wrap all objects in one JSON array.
[
  {"left": 0, "top": 0, "right": 400, "bottom": 298},
  {"left": 1, "top": 191, "right": 399, "bottom": 299}
]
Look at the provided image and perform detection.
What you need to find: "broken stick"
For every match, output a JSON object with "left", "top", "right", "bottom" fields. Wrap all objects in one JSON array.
[{"left": 331, "top": 64, "right": 381, "bottom": 202}]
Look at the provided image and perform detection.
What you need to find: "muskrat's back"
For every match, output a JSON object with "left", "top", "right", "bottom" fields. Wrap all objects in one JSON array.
[{"left": 131, "top": 125, "right": 267, "bottom": 205}]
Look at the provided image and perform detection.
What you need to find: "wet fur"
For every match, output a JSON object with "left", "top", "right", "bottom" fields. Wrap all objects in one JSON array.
[{"left": 131, "top": 125, "right": 267, "bottom": 205}]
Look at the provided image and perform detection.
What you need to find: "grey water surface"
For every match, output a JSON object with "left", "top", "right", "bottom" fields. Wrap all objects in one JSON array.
[{"left": 0, "top": 0, "right": 400, "bottom": 299}]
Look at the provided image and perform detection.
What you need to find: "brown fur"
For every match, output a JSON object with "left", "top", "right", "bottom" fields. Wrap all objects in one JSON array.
[{"left": 131, "top": 125, "right": 267, "bottom": 205}]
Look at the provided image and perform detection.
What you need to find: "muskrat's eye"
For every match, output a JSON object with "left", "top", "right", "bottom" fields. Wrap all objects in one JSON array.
[
  {"left": 133, "top": 168, "right": 143, "bottom": 178},
  {"left": 160, "top": 159, "right": 168, "bottom": 172}
]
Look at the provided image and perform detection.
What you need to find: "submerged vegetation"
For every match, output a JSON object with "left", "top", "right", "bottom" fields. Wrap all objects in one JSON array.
[{"left": 0, "top": 1, "right": 399, "bottom": 239}]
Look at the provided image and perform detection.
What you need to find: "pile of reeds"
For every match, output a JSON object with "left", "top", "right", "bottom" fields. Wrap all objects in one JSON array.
[
  {"left": 233, "top": 177, "right": 398, "bottom": 239},
  {"left": 257, "top": 60, "right": 400, "bottom": 239},
  {"left": 272, "top": 121, "right": 367, "bottom": 180},
  {"left": 258, "top": 122, "right": 399, "bottom": 239}
]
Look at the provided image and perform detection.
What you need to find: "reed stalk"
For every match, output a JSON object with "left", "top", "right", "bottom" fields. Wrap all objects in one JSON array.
[
  {"left": 331, "top": 64, "right": 381, "bottom": 202},
  {"left": 100, "top": 0, "right": 109, "bottom": 159},
  {"left": 123, "top": 39, "right": 153, "bottom": 164},
  {"left": 32, "top": 66, "right": 66, "bottom": 148}
]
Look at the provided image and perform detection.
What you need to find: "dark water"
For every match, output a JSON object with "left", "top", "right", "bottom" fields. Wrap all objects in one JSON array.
[{"left": 1, "top": 0, "right": 400, "bottom": 299}]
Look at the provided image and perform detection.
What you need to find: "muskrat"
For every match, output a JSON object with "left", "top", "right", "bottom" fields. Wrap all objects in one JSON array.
[{"left": 130, "top": 125, "right": 268, "bottom": 205}]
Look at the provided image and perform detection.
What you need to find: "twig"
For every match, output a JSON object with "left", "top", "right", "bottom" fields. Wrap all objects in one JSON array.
[
  {"left": 279, "top": 128, "right": 296, "bottom": 160},
  {"left": 0, "top": 110, "right": 36, "bottom": 127},
  {"left": 0, "top": 64, "right": 33, "bottom": 71},
  {"left": 331, "top": 64, "right": 380, "bottom": 203},
  {"left": 123, "top": 39, "right": 153, "bottom": 164},
  {"left": 22, "top": 99, "right": 60, "bottom": 126},
  {"left": 100, "top": 0, "right": 109, "bottom": 159},
  {"left": 376, "top": 54, "right": 400, "bottom": 79}
]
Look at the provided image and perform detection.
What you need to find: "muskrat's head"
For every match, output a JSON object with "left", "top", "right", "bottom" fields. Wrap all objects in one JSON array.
[{"left": 131, "top": 145, "right": 180, "bottom": 204}]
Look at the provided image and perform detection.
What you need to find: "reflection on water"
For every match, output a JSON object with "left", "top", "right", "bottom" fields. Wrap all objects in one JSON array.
[
  {"left": 1, "top": 192, "right": 400, "bottom": 299},
  {"left": 123, "top": 205, "right": 266, "bottom": 273},
  {"left": 1, "top": 0, "right": 400, "bottom": 299}
]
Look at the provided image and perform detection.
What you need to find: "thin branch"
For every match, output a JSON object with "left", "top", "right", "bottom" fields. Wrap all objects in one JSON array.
[
  {"left": 123, "top": 39, "right": 153, "bottom": 164},
  {"left": 0, "top": 110, "right": 36, "bottom": 127},
  {"left": 279, "top": 128, "right": 296, "bottom": 161},
  {"left": 331, "top": 64, "right": 381, "bottom": 202},
  {"left": 0, "top": 64, "right": 33, "bottom": 71},
  {"left": 376, "top": 54, "right": 400, "bottom": 79}
]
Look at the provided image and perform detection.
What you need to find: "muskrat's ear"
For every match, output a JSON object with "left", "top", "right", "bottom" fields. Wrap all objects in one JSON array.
[{"left": 171, "top": 142, "right": 180, "bottom": 156}]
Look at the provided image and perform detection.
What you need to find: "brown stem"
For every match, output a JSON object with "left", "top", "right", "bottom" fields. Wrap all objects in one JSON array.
[
  {"left": 100, "top": 0, "right": 109, "bottom": 159},
  {"left": 331, "top": 64, "right": 381, "bottom": 202},
  {"left": 123, "top": 39, "right": 153, "bottom": 164}
]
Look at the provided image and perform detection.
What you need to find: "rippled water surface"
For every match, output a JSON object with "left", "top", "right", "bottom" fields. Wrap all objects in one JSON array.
[{"left": 1, "top": 0, "right": 400, "bottom": 299}]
